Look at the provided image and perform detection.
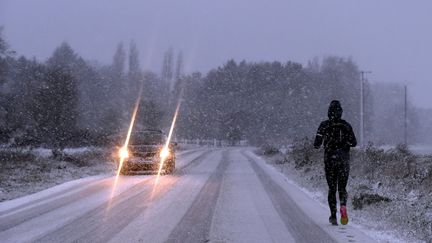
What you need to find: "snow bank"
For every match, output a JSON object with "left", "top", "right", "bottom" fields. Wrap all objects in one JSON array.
[
  {"left": 256, "top": 143, "right": 432, "bottom": 243},
  {"left": 0, "top": 146, "right": 115, "bottom": 202}
]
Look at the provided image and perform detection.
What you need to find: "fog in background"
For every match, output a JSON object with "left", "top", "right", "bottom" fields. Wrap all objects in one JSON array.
[
  {"left": 1, "top": 0, "right": 432, "bottom": 147},
  {"left": 1, "top": 0, "right": 431, "bottom": 108}
]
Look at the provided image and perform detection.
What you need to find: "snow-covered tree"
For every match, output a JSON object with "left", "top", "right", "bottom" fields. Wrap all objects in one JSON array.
[{"left": 128, "top": 40, "right": 142, "bottom": 97}]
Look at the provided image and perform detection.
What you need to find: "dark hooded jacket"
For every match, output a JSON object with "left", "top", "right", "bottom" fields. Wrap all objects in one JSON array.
[{"left": 314, "top": 100, "right": 357, "bottom": 154}]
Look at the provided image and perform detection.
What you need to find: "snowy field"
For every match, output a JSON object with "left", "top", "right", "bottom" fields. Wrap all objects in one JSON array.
[{"left": 0, "top": 147, "right": 116, "bottom": 202}]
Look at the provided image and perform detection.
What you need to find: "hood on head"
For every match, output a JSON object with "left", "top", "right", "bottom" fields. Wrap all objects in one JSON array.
[{"left": 328, "top": 100, "right": 343, "bottom": 120}]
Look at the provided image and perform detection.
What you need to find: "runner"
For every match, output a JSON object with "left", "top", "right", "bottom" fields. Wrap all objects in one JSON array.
[{"left": 314, "top": 100, "right": 357, "bottom": 225}]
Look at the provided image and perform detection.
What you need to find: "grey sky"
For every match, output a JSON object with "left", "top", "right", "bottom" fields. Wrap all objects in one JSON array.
[{"left": 1, "top": 0, "right": 431, "bottom": 108}]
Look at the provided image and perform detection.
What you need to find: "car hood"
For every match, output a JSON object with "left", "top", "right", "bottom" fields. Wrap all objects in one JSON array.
[{"left": 129, "top": 144, "right": 163, "bottom": 153}]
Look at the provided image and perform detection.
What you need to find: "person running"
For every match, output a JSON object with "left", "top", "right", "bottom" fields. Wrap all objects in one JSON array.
[{"left": 314, "top": 100, "right": 357, "bottom": 225}]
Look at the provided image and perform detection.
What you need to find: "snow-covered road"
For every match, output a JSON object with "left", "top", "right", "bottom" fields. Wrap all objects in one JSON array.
[{"left": 0, "top": 148, "right": 376, "bottom": 243}]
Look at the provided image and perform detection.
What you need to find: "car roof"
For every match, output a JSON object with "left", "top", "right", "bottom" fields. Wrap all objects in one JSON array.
[{"left": 136, "top": 129, "right": 165, "bottom": 134}]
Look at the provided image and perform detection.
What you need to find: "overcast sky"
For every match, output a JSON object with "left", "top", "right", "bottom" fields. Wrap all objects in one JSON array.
[{"left": 1, "top": 0, "right": 431, "bottom": 108}]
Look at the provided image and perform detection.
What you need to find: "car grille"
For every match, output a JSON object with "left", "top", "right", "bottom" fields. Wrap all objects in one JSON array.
[{"left": 133, "top": 151, "right": 157, "bottom": 159}]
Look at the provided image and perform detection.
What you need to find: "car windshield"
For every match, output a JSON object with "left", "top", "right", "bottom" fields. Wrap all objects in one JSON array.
[{"left": 131, "top": 132, "right": 166, "bottom": 145}]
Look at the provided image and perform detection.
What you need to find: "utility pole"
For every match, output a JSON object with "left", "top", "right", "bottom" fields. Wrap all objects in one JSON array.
[
  {"left": 360, "top": 70, "right": 372, "bottom": 147},
  {"left": 404, "top": 85, "right": 408, "bottom": 146}
]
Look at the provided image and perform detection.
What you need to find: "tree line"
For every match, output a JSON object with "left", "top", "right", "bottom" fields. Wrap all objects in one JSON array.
[
  {"left": 0, "top": 29, "right": 181, "bottom": 148},
  {"left": 177, "top": 58, "right": 373, "bottom": 145},
  {"left": 0, "top": 28, "right": 425, "bottom": 148}
]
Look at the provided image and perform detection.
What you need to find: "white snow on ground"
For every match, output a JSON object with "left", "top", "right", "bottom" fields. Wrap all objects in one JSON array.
[
  {"left": 0, "top": 145, "right": 207, "bottom": 203},
  {"left": 0, "top": 146, "right": 115, "bottom": 202},
  {"left": 246, "top": 150, "right": 378, "bottom": 243},
  {"left": 256, "top": 150, "right": 415, "bottom": 243},
  {"left": 0, "top": 146, "right": 113, "bottom": 158},
  {"left": 210, "top": 150, "right": 296, "bottom": 242},
  {"left": 0, "top": 176, "right": 151, "bottom": 242},
  {"left": 0, "top": 147, "right": 207, "bottom": 211},
  {"left": 62, "top": 147, "right": 105, "bottom": 155},
  {"left": 111, "top": 148, "right": 379, "bottom": 243},
  {"left": 108, "top": 150, "right": 222, "bottom": 243},
  {"left": 0, "top": 147, "right": 52, "bottom": 158},
  {"left": 30, "top": 148, "right": 53, "bottom": 158},
  {"left": 31, "top": 146, "right": 106, "bottom": 157},
  {"left": 0, "top": 175, "right": 108, "bottom": 212},
  {"left": 0, "top": 147, "right": 390, "bottom": 242},
  {"left": 0, "top": 149, "right": 210, "bottom": 242}
]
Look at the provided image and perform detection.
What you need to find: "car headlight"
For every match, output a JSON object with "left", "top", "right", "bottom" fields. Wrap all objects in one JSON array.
[
  {"left": 119, "top": 147, "right": 129, "bottom": 159},
  {"left": 159, "top": 147, "right": 170, "bottom": 159}
]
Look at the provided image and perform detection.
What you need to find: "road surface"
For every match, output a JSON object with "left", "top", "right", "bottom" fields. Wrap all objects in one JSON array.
[{"left": 0, "top": 148, "right": 376, "bottom": 243}]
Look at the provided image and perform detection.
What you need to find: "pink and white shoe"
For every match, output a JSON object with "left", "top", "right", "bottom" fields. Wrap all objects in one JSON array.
[{"left": 340, "top": 206, "right": 349, "bottom": 225}]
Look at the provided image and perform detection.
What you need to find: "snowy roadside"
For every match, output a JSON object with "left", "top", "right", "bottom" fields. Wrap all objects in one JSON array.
[
  {"left": 0, "top": 144, "right": 201, "bottom": 203},
  {"left": 0, "top": 147, "right": 116, "bottom": 202},
  {"left": 255, "top": 144, "right": 432, "bottom": 243}
]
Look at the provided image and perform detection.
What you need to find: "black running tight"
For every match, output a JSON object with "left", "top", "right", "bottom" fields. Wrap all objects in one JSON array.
[{"left": 324, "top": 152, "right": 350, "bottom": 216}]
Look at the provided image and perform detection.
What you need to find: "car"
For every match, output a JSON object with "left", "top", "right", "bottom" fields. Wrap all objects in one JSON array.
[{"left": 118, "top": 129, "right": 176, "bottom": 175}]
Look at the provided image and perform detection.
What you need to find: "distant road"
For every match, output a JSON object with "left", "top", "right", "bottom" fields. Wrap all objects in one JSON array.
[{"left": 0, "top": 148, "right": 376, "bottom": 243}]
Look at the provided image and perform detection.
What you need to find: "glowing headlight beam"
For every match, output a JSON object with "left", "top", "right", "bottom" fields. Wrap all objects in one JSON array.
[
  {"left": 119, "top": 146, "right": 129, "bottom": 159},
  {"left": 116, "top": 89, "right": 142, "bottom": 177},
  {"left": 155, "top": 100, "right": 181, "bottom": 184},
  {"left": 159, "top": 147, "right": 170, "bottom": 159},
  {"left": 108, "top": 82, "right": 144, "bottom": 211}
]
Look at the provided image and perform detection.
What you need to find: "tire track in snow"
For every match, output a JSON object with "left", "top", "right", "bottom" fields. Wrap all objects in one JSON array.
[
  {"left": 33, "top": 150, "right": 214, "bottom": 243},
  {"left": 0, "top": 176, "right": 111, "bottom": 217},
  {"left": 165, "top": 150, "right": 230, "bottom": 243},
  {"left": 242, "top": 151, "right": 336, "bottom": 243},
  {"left": 0, "top": 148, "right": 207, "bottom": 231},
  {"left": 0, "top": 178, "right": 116, "bottom": 232},
  {"left": 0, "top": 148, "right": 201, "bottom": 218}
]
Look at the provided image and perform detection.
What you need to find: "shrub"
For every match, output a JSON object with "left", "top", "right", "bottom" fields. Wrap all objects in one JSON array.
[
  {"left": 364, "top": 142, "right": 386, "bottom": 165},
  {"left": 0, "top": 149, "right": 36, "bottom": 162},
  {"left": 51, "top": 148, "right": 107, "bottom": 167},
  {"left": 395, "top": 144, "right": 412, "bottom": 156},
  {"left": 355, "top": 143, "right": 418, "bottom": 178},
  {"left": 352, "top": 193, "right": 391, "bottom": 210},
  {"left": 260, "top": 144, "right": 280, "bottom": 156},
  {"left": 290, "top": 137, "right": 320, "bottom": 168}
]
